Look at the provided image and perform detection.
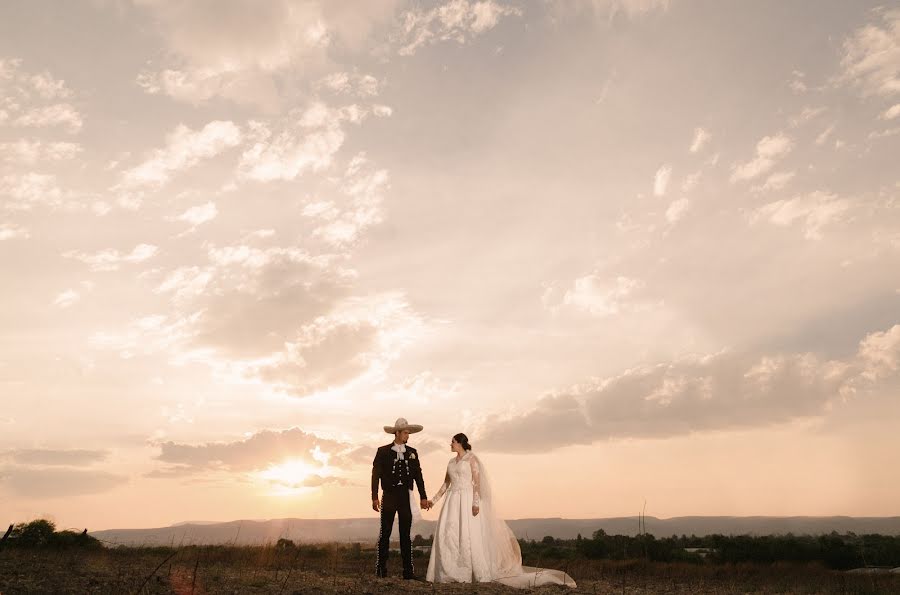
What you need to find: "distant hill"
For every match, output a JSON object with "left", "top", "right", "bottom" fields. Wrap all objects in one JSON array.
[{"left": 90, "top": 516, "right": 900, "bottom": 546}]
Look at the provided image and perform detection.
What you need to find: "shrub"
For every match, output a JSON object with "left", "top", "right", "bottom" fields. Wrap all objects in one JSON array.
[
  {"left": 13, "top": 519, "right": 56, "bottom": 547},
  {"left": 275, "top": 538, "right": 296, "bottom": 550},
  {"left": 50, "top": 530, "right": 103, "bottom": 550}
]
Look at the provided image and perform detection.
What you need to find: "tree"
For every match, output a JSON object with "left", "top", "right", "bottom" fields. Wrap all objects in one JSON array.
[
  {"left": 275, "top": 538, "right": 296, "bottom": 550},
  {"left": 14, "top": 519, "right": 56, "bottom": 547}
]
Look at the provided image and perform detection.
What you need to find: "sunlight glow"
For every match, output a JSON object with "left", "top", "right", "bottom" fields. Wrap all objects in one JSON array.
[{"left": 257, "top": 459, "right": 324, "bottom": 496}]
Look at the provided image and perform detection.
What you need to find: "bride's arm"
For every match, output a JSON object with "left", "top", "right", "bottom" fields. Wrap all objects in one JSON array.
[
  {"left": 431, "top": 469, "right": 451, "bottom": 504},
  {"left": 469, "top": 456, "right": 481, "bottom": 509}
]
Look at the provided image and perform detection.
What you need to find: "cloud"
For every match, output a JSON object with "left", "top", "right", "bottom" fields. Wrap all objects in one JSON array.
[
  {"left": 152, "top": 427, "right": 353, "bottom": 474},
  {"left": 883, "top": 104, "right": 900, "bottom": 120},
  {"left": 752, "top": 170, "right": 795, "bottom": 193},
  {"left": 26, "top": 71, "right": 74, "bottom": 100},
  {"left": 0, "top": 60, "right": 73, "bottom": 99},
  {"left": 255, "top": 317, "right": 379, "bottom": 396},
  {"left": 136, "top": 68, "right": 252, "bottom": 105},
  {"left": 788, "top": 106, "right": 826, "bottom": 128},
  {"left": 815, "top": 124, "right": 836, "bottom": 145},
  {"left": 372, "top": 104, "right": 393, "bottom": 117},
  {"left": 14, "top": 104, "right": 83, "bottom": 133},
  {"left": 143, "top": 242, "right": 422, "bottom": 396},
  {"left": 857, "top": 324, "right": 900, "bottom": 382},
  {"left": 133, "top": 0, "right": 326, "bottom": 79},
  {"left": 307, "top": 154, "right": 388, "bottom": 246},
  {"left": 133, "top": 0, "right": 400, "bottom": 106},
  {"left": 186, "top": 246, "right": 353, "bottom": 358},
  {"left": 396, "top": 0, "right": 522, "bottom": 56},
  {"left": 0, "top": 59, "right": 82, "bottom": 131},
  {"left": 54, "top": 289, "right": 81, "bottom": 308},
  {"left": 653, "top": 164, "right": 672, "bottom": 197},
  {"left": 243, "top": 292, "right": 417, "bottom": 398},
  {"left": 481, "top": 324, "right": 900, "bottom": 453},
  {"left": 173, "top": 202, "right": 218, "bottom": 226},
  {"left": 838, "top": 8, "right": 900, "bottom": 97},
  {"left": 317, "top": 72, "right": 381, "bottom": 96},
  {"left": 789, "top": 70, "right": 807, "bottom": 93},
  {"left": 730, "top": 132, "right": 793, "bottom": 183},
  {"left": 689, "top": 127, "right": 710, "bottom": 153},
  {"left": 550, "top": 0, "right": 671, "bottom": 21},
  {"left": 0, "top": 173, "right": 72, "bottom": 211},
  {"left": 0, "top": 223, "right": 30, "bottom": 241},
  {"left": 137, "top": 0, "right": 327, "bottom": 108},
  {"left": 0, "top": 140, "right": 82, "bottom": 164},
  {"left": 64, "top": 243, "right": 159, "bottom": 271},
  {"left": 550, "top": 274, "right": 644, "bottom": 317},
  {"left": 0, "top": 467, "right": 127, "bottom": 498},
  {"left": 154, "top": 266, "right": 214, "bottom": 304},
  {"left": 2, "top": 449, "right": 109, "bottom": 466},
  {"left": 89, "top": 314, "right": 192, "bottom": 359},
  {"left": 665, "top": 197, "right": 690, "bottom": 224},
  {"left": 868, "top": 126, "right": 900, "bottom": 139},
  {"left": 751, "top": 191, "right": 851, "bottom": 240},
  {"left": 105, "top": 143, "right": 418, "bottom": 399},
  {"left": 120, "top": 120, "right": 242, "bottom": 190},
  {"left": 237, "top": 103, "right": 364, "bottom": 182}
]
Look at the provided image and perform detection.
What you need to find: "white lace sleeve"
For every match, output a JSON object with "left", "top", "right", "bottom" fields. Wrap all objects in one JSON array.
[
  {"left": 469, "top": 455, "right": 481, "bottom": 507},
  {"left": 432, "top": 469, "right": 450, "bottom": 504}
]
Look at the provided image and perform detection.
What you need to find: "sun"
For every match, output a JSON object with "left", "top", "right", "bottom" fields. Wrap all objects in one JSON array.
[{"left": 257, "top": 459, "right": 321, "bottom": 495}]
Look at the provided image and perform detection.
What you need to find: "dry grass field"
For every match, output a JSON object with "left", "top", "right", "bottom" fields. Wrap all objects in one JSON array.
[{"left": 2, "top": 545, "right": 900, "bottom": 595}]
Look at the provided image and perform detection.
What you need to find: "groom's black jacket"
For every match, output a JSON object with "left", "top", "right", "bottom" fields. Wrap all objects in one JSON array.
[{"left": 371, "top": 443, "right": 427, "bottom": 501}]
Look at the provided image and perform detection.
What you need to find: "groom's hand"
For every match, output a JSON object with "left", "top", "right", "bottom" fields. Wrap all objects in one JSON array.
[
  {"left": 420, "top": 498, "right": 428, "bottom": 510},
  {"left": 372, "top": 498, "right": 381, "bottom": 512}
]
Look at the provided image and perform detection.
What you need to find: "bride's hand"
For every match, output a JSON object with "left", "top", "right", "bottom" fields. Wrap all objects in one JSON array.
[{"left": 472, "top": 505, "right": 480, "bottom": 516}]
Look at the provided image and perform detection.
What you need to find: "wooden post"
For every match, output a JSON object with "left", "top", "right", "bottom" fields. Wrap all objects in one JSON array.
[{"left": 1, "top": 524, "right": 13, "bottom": 549}]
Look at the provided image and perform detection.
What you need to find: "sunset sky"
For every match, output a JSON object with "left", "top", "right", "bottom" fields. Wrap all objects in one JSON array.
[{"left": 1, "top": 0, "right": 898, "bottom": 531}]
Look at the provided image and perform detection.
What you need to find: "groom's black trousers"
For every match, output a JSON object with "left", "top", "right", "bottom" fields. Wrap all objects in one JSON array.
[{"left": 376, "top": 485, "right": 414, "bottom": 578}]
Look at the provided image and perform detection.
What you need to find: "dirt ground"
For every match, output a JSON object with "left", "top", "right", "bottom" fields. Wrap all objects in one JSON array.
[{"left": 1, "top": 547, "right": 899, "bottom": 594}]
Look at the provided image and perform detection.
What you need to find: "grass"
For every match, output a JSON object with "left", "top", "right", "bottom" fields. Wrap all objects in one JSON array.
[{"left": 1, "top": 543, "right": 899, "bottom": 594}]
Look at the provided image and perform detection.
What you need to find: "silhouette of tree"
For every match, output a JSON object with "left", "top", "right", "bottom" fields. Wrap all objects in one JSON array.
[
  {"left": 275, "top": 538, "right": 296, "bottom": 550},
  {"left": 13, "top": 519, "right": 55, "bottom": 547}
]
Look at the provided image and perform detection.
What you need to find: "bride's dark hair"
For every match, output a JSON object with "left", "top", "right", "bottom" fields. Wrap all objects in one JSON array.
[{"left": 453, "top": 433, "right": 472, "bottom": 451}]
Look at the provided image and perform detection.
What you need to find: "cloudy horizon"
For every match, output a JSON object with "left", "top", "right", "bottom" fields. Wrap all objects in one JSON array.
[{"left": 1, "top": 0, "right": 898, "bottom": 531}]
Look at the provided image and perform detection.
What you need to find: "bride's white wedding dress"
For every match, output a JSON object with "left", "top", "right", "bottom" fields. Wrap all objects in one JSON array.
[{"left": 425, "top": 451, "right": 576, "bottom": 588}]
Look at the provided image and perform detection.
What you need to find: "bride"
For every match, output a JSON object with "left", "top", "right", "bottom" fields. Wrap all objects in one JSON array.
[{"left": 424, "top": 433, "right": 576, "bottom": 588}]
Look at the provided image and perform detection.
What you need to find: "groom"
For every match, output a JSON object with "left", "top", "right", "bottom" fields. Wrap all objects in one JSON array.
[{"left": 372, "top": 417, "right": 429, "bottom": 579}]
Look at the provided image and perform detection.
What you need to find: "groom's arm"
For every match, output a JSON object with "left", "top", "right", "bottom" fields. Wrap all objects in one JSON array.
[
  {"left": 412, "top": 453, "right": 427, "bottom": 500},
  {"left": 371, "top": 450, "right": 381, "bottom": 501}
]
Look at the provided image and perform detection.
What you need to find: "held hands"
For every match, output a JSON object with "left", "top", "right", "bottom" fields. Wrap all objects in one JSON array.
[{"left": 421, "top": 499, "right": 433, "bottom": 510}]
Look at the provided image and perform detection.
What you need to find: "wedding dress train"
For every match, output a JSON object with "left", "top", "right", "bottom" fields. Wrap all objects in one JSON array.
[{"left": 425, "top": 451, "right": 576, "bottom": 588}]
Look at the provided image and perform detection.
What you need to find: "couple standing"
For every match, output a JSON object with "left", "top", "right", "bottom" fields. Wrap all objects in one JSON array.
[{"left": 371, "top": 417, "right": 576, "bottom": 588}]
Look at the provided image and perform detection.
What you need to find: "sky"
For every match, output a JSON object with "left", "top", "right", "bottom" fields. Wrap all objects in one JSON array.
[{"left": 0, "top": 0, "right": 898, "bottom": 531}]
